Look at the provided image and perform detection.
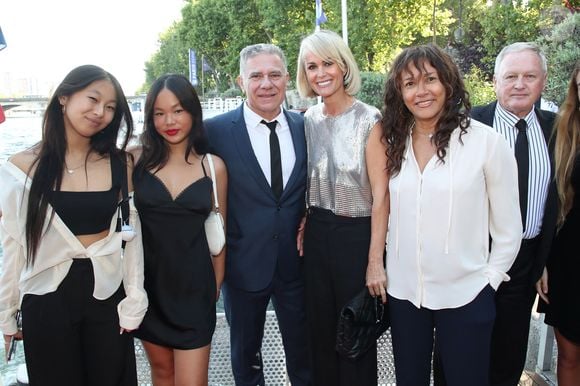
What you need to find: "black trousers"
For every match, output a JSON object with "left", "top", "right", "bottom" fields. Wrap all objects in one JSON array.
[
  {"left": 303, "top": 208, "right": 377, "bottom": 386},
  {"left": 390, "top": 286, "right": 495, "bottom": 386},
  {"left": 433, "top": 238, "right": 539, "bottom": 386},
  {"left": 489, "top": 238, "right": 539, "bottom": 386},
  {"left": 21, "top": 259, "right": 137, "bottom": 386},
  {"left": 222, "top": 273, "right": 311, "bottom": 386}
]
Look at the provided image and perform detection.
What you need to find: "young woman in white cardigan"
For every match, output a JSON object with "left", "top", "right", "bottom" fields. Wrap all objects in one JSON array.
[{"left": 0, "top": 65, "right": 147, "bottom": 385}]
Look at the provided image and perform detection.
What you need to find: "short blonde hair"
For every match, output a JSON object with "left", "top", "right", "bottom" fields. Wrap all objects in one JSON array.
[{"left": 296, "top": 30, "right": 361, "bottom": 98}]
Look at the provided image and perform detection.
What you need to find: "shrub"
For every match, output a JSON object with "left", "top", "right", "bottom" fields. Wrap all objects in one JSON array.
[
  {"left": 222, "top": 87, "right": 242, "bottom": 98},
  {"left": 357, "top": 72, "right": 386, "bottom": 110},
  {"left": 536, "top": 12, "right": 580, "bottom": 106},
  {"left": 464, "top": 66, "right": 496, "bottom": 107}
]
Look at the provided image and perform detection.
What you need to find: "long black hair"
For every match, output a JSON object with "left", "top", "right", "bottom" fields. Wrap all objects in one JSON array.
[
  {"left": 25, "top": 64, "right": 133, "bottom": 266},
  {"left": 382, "top": 44, "right": 471, "bottom": 176},
  {"left": 136, "top": 74, "right": 208, "bottom": 174}
]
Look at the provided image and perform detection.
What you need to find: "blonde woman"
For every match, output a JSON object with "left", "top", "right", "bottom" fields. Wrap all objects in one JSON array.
[{"left": 296, "top": 29, "right": 389, "bottom": 386}]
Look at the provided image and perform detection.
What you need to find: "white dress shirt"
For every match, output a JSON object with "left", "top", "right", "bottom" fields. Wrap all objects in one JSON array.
[
  {"left": 0, "top": 162, "right": 148, "bottom": 334},
  {"left": 243, "top": 103, "right": 296, "bottom": 189},
  {"left": 386, "top": 120, "right": 522, "bottom": 309},
  {"left": 493, "top": 104, "right": 551, "bottom": 239}
]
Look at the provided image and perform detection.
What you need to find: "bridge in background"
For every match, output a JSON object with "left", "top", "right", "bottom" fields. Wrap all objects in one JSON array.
[
  {"left": 0, "top": 96, "right": 146, "bottom": 117},
  {"left": 0, "top": 96, "right": 240, "bottom": 119}
]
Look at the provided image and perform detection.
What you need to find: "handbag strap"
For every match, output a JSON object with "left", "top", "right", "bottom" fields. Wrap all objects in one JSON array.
[
  {"left": 114, "top": 153, "right": 130, "bottom": 249},
  {"left": 206, "top": 153, "right": 220, "bottom": 212}
]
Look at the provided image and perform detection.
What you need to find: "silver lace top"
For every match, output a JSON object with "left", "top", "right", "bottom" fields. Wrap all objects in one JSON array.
[{"left": 305, "top": 99, "right": 381, "bottom": 217}]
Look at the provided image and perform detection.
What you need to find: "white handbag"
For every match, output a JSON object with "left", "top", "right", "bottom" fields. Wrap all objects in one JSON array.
[{"left": 204, "top": 153, "right": 226, "bottom": 256}]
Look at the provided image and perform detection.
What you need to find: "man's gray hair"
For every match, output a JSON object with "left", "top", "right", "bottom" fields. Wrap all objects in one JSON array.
[
  {"left": 239, "top": 44, "right": 288, "bottom": 77},
  {"left": 494, "top": 42, "right": 548, "bottom": 75}
]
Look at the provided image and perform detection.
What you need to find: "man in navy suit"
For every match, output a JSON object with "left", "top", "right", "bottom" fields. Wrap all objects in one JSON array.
[
  {"left": 205, "top": 43, "right": 310, "bottom": 386},
  {"left": 434, "top": 42, "right": 558, "bottom": 386}
]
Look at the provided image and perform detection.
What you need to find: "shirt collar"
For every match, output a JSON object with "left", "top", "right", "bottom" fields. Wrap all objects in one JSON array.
[
  {"left": 243, "top": 102, "right": 286, "bottom": 131},
  {"left": 496, "top": 103, "right": 537, "bottom": 130}
]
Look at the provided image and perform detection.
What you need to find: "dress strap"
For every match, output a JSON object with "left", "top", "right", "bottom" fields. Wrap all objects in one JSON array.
[
  {"left": 110, "top": 152, "right": 124, "bottom": 190},
  {"left": 110, "top": 152, "right": 129, "bottom": 247},
  {"left": 201, "top": 154, "right": 208, "bottom": 177}
]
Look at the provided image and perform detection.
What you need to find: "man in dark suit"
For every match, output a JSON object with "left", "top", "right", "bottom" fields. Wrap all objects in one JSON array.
[
  {"left": 205, "top": 43, "right": 310, "bottom": 386},
  {"left": 434, "top": 42, "right": 557, "bottom": 386},
  {"left": 473, "top": 43, "right": 557, "bottom": 386}
]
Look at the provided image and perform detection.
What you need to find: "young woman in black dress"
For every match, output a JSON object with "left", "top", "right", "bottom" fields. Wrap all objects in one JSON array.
[
  {"left": 537, "top": 61, "right": 580, "bottom": 386},
  {"left": 132, "top": 74, "right": 227, "bottom": 386}
]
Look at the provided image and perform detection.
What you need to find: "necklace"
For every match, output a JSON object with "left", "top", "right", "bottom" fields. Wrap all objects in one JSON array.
[
  {"left": 409, "top": 121, "right": 434, "bottom": 139},
  {"left": 413, "top": 131, "right": 434, "bottom": 139},
  {"left": 65, "top": 162, "right": 85, "bottom": 174}
]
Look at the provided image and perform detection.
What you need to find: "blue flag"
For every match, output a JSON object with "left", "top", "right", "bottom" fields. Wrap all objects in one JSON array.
[
  {"left": 189, "top": 49, "right": 198, "bottom": 86},
  {"left": 315, "top": 0, "right": 327, "bottom": 26},
  {"left": 202, "top": 56, "right": 212, "bottom": 72}
]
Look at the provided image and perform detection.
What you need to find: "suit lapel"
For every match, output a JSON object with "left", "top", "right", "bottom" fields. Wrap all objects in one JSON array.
[
  {"left": 282, "top": 110, "right": 305, "bottom": 200},
  {"left": 229, "top": 105, "right": 276, "bottom": 197},
  {"left": 477, "top": 101, "right": 497, "bottom": 126},
  {"left": 534, "top": 107, "right": 554, "bottom": 145}
]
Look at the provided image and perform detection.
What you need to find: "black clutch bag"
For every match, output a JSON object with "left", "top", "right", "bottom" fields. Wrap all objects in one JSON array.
[{"left": 336, "top": 287, "right": 390, "bottom": 360}]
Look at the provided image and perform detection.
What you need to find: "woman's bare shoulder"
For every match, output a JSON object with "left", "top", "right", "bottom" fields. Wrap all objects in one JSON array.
[
  {"left": 203, "top": 153, "right": 227, "bottom": 173},
  {"left": 8, "top": 148, "right": 39, "bottom": 174},
  {"left": 128, "top": 145, "right": 143, "bottom": 163}
]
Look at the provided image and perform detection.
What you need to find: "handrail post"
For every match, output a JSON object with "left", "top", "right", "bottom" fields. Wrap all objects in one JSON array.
[{"left": 536, "top": 314, "right": 555, "bottom": 372}]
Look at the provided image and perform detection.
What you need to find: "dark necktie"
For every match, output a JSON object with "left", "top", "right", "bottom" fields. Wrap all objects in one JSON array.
[
  {"left": 514, "top": 119, "right": 529, "bottom": 230},
  {"left": 262, "top": 120, "right": 283, "bottom": 199}
]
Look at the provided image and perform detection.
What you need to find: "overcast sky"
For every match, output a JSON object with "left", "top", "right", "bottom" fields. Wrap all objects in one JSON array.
[{"left": 0, "top": 0, "right": 185, "bottom": 95}]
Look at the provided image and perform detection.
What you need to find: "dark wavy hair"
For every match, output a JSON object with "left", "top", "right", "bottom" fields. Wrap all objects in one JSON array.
[
  {"left": 26, "top": 64, "right": 134, "bottom": 266},
  {"left": 136, "top": 74, "right": 208, "bottom": 174},
  {"left": 381, "top": 44, "right": 471, "bottom": 176}
]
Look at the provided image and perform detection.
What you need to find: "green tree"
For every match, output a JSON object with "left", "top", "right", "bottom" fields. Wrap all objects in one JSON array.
[
  {"left": 180, "top": 0, "right": 236, "bottom": 92},
  {"left": 326, "top": 0, "right": 453, "bottom": 72},
  {"left": 144, "top": 25, "right": 188, "bottom": 85},
  {"left": 463, "top": 65, "right": 496, "bottom": 106},
  {"left": 469, "top": 0, "right": 557, "bottom": 76},
  {"left": 255, "top": 0, "right": 313, "bottom": 81},
  {"left": 536, "top": 12, "right": 580, "bottom": 105},
  {"left": 141, "top": 0, "right": 559, "bottom": 100},
  {"left": 357, "top": 72, "right": 386, "bottom": 110},
  {"left": 144, "top": 0, "right": 457, "bottom": 93}
]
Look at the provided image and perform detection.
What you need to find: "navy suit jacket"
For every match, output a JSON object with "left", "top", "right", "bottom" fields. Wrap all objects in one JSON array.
[
  {"left": 204, "top": 104, "right": 307, "bottom": 292},
  {"left": 471, "top": 101, "right": 558, "bottom": 283}
]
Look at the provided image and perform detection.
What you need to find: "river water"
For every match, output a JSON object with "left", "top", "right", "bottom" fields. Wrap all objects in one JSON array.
[{"left": 0, "top": 116, "right": 41, "bottom": 385}]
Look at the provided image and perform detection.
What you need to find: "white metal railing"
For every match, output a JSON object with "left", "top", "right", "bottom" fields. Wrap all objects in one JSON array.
[{"left": 200, "top": 97, "right": 243, "bottom": 112}]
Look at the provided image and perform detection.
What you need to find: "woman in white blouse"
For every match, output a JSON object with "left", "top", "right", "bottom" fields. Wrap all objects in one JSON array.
[
  {"left": 381, "top": 44, "right": 522, "bottom": 386},
  {"left": 0, "top": 65, "right": 147, "bottom": 385}
]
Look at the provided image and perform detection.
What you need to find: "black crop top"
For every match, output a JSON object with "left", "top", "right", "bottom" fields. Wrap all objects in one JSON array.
[{"left": 49, "top": 154, "right": 123, "bottom": 236}]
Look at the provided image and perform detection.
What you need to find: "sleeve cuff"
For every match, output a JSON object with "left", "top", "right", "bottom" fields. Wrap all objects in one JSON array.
[
  {"left": 116, "top": 286, "right": 148, "bottom": 330},
  {"left": 484, "top": 267, "right": 510, "bottom": 290},
  {"left": 0, "top": 319, "right": 18, "bottom": 336}
]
